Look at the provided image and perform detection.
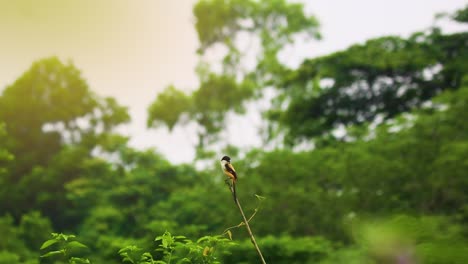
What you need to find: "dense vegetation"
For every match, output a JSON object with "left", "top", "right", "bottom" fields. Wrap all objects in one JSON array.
[{"left": 1, "top": 1, "right": 467, "bottom": 263}]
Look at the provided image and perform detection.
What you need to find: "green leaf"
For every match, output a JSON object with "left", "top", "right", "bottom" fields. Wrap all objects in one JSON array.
[
  {"left": 196, "top": 236, "right": 211, "bottom": 243},
  {"left": 202, "top": 246, "right": 210, "bottom": 256},
  {"left": 158, "top": 231, "right": 174, "bottom": 249},
  {"left": 140, "top": 252, "right": 154, "bottom": 263},
  {"left": 67, "top": 241, "right": 88, "bottom": 249},
  {"left": 119, "top": 245, "right": 140, "bottom": 253},
  {"left": 40, "top": 239, "right": 58, "bottom": 250},
  {"left": 41, "top": 250, "right": 64, "bottom": 258},
  {"left": 69, "top": 257, "right": 91, "bottom": 264},
  {"left": 122, "top": 256, "right": 135, "bottom": 264},
  {"left": 255, "top": 194, "right": 266, "bottom": 200}
]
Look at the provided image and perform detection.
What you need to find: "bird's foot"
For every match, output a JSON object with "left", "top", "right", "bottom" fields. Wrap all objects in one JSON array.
[{"left": 224, "top": 178, "right": 233, "bottom": 187}]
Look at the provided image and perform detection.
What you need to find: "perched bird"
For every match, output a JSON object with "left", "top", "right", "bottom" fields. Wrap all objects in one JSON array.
[{"left": 220, "top": 155, "right": 237, "bottom": 200}]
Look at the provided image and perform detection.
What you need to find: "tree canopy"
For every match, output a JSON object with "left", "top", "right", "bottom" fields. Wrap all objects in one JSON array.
[
  {"left": 148, "top": 0, "right": 320, "bottom": 151},
  {"left": 0, "top": 57, "right": 130, "bottom": 228}
]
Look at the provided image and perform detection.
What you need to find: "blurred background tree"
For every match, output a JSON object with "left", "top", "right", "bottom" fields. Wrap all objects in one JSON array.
[
  {"left": 148, "top": 0, "right": 320, "bottom": 156},
  {"left": 0, "top": 57, "right": 130, "bottom": 229}
]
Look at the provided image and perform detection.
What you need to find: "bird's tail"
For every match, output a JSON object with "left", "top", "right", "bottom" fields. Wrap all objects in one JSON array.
[{"left": 231, "top": 180, "right": 237, "bottom": 202}]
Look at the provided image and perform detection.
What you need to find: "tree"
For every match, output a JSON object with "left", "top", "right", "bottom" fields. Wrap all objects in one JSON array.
[
  {"left": 147, "top": 0, "right": 320, "bottom": 152},
  {"left": 0, "top": 57, "right": 130, "bottom": 227},
  {"left": 268, "top": 7, "right": 468, "bottom": 143}
]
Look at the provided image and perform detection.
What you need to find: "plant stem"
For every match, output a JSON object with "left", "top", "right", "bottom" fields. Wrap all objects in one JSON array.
[{"left": 229, "top": 185, "right": 267, "bottom": 264}]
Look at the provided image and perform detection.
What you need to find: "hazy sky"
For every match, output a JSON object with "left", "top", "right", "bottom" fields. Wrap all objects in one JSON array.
[{"left": 0, "top": 0, "right": 466, "bottom": 163}]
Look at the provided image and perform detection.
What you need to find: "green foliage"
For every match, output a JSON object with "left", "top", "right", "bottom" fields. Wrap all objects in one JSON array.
[
  {"left": 241, "top": 84, "right": 468, "bottom": 241},
  {"left": 117, "top": 232, "right": 235, "bottom": 264},
  {"left": 0, "top": 57, "right": 130, "bottom": 229},
  {"left": 0, "top": 123, "right": 13, "bottom": 179},
  {"left": 1, "top": 3, "right": 468, "bottom": 264},
  {"left": 194, "top": 0, "right": 320, "bottom": 56},
  {"left": 453, "top": 4, "right": 468, "bottom": 22},
  {"left": 40, "top": 233, "right": 89, "bottom": 263},
  {"left": 0, "top": 251, "right": 21, "bottom": 264},
  {"left": 118, "top": 246, "right": 155, "bottom": 264},
  {"left": 224, "top": 236, "right": 334, "bottom": 264},
  {"left": 319, "top": 247, "right": 370, "bottom": 264},
  {"left": 19, "top": 211, "right": 53, "bottom": 251},
  {"left": 148, "top": 75, "right": 254, "bottom": 136},
  {"left": 271, "top": 24, "right": 468, "bottom": 142},
  {"left": 147, "top": 85, "right": 191, "bottom": 130},
  {"left": 77, "top": 74, "right": 468, "bottom": 264},
  {"left": 148, "top": 0, "right": 320, "bottom": 151},
  {"left": 0, "top": 214, "right": 26, "bottom": 255},
  {"left": 349, "top": 215, "right": 468, "bottom": 264},
  {"left": 0, "top": 212, "right": 52, "bottom": 263}
]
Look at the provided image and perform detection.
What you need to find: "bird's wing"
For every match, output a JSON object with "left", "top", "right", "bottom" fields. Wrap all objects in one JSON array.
[{"left": 225, "top": 163, "right": 237, "bottom": 179}]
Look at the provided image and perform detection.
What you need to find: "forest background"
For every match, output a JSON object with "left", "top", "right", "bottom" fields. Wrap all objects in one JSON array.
[{"left": 1, "top": 1, "right": 468, "bottom": 263}]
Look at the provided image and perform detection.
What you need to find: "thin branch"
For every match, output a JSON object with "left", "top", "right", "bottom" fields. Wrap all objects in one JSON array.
[
  {"left": 221, "top": 208, "right": 258, "bottom": 236},
  {"left": 226, "top": 183, "right": 267, "bottom": 264}
]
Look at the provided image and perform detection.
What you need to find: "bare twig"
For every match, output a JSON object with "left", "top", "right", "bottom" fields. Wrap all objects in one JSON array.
[
  {"left": 221, "top": 208, "right": 258, "bottom": 236},
  {"left": 226, "top": 183, "right": 267, "bottom": 264}
]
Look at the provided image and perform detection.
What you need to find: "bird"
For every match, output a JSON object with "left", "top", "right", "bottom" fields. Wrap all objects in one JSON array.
[{"left": 220, "top": 155, "right": 237, "bottom": 200}]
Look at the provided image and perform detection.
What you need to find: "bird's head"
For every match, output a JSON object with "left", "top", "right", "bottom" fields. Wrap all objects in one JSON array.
[{"left": 221, "top": 156, "right": 231, "bottom": 162}]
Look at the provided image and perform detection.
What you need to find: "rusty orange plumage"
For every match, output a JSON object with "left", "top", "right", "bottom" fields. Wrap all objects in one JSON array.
[{"left": 220, "top": 156, "right": 237, "bottom": 200}]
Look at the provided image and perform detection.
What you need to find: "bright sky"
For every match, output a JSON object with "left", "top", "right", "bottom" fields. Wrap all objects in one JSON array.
[{"left": 0, "top": 0, "right": 466, "bottom": 163}]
